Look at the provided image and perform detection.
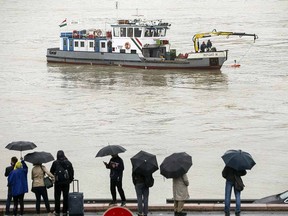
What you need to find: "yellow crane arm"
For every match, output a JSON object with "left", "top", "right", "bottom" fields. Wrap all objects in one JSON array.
[{"left": 192, "top": 29, "right": 258, "bottom": 52}]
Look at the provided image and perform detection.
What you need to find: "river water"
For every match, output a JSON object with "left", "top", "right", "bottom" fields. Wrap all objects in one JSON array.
[{"left": 0, "top": 0, "right": 288, "bottom": 205}]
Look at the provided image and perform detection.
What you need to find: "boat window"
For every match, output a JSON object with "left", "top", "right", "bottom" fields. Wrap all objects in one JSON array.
[
  {"left": 89, "top": 41, "right": 94, "bottom": 48},
  {"left": 74, "top": 41, "right": 79, "bottom": 47},
  {"left": 101, "top": 42, "right": 106, "bottom": 48},
  {"left": 127, "top": 28, "right": 133, "bottom": 37},
  {"left": 155, "top": 28, "right": 166, "bottom": 37},
  {"left": 144, "top": 28, "right": 154, "bottom": 37},
  {"left": 134, "top": 28, "right": 142, "bottom": 37},
  {"left": 120, "top": 28, "right": 126, "bottom": 37},
  {"left": 144, "top": 29, "right": 150, "bottom": 37},
  {"left": 113, "top": 27, "right": 120, "bottom": 37},
  {"left": 80, "top": 41, "right": 85, "bottom": 47}
]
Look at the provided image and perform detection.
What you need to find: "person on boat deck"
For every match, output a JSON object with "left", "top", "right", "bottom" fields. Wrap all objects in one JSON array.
[
  {"left": 207, "top": 40, "right": 212, "bottom": 50},
  {"left": 200, "top": 41, "right": 207, "bottom": 52}
]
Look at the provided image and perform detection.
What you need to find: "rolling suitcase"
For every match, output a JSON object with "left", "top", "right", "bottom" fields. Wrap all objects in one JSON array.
[{"left": 68, "top": 179, "right": 84, "bottom": 216}]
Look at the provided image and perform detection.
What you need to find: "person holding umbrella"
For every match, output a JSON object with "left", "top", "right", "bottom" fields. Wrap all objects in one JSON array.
[
  {"left": 104, "top": 154, "right": 126, "bottom": 206},
  {"left": 130, "top": 150, "right": 158, "bottom": 216},
  {"left": 132, "top": 172, "right": 152, "bottom": 216},
  {"left": 222, "top": 166, "right": 246, "bottom": 216},
  {"left": 4, "top": 156, "right": 18, "bottom": 216},
  {"left": 173, "top": 174, "right": 190, "bottom": 216},
  {"left": 8, "top": 159, "right": 28, "bottom": 216},
  {"left": 31, "top": 163, "right": 54, "bottom": 216},
  {"left": 160, "top": 152, "right": 192, "bottom": 216},
  {"left": 221, "top": 150, "right": 256, "bottom": 216}
]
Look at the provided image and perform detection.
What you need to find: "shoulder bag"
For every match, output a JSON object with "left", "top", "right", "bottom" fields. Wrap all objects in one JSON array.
[
  {"left": 41, "top": 166, "right": 53, "bottom": 189},
  {"left": 234, "top": 174, "right": 245, "bottom": 191}
]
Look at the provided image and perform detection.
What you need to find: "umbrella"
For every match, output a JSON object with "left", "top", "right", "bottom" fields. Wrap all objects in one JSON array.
[
  {"left": 95, "top": 145, "right": 126, "bottom": 157},
  {"left": 160, "top": 152, "right": 192, "bottom": 178},
  {"left": 5, "top": 141, "right": 37, "bottom": 157},
  {"left": 130, "top": 150, "right": 158, "bottom": 175},
  {"left": 222, "top": 149, "right": 256, "bottom": 171},
  {"left": 24, "top": 151, "right": 54, "bottom": 164}
]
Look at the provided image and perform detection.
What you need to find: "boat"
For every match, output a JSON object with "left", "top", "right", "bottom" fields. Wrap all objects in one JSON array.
[{"left": 46, "top": 19, "right": 258, "bottom": 70}]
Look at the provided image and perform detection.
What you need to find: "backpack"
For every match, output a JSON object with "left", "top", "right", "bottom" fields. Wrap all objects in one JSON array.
[
  {"left": 144, "top": 175, "right": 154, "bottom": 188},
  {"left": 55, "top": 162, "right": 70, "bottom": 183}
]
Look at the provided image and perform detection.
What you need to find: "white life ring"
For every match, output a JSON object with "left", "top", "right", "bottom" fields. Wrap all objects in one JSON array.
[
  {"left": 125, "top": 42, "right": 131, "bottom": 49},
  {"left": 95, "top": 29, "right": 102, "bottom": 37}
]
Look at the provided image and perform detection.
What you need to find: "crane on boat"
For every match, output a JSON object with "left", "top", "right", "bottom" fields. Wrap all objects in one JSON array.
[{"left": 192, "top": 29, "right": 258, "bottom": 52}]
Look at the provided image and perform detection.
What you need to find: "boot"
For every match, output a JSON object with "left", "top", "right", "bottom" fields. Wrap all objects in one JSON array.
[
  {"left": 178, "top": 212, "right": 187, "bottom": 216},
  {"left": 225, "top": 212, "right": 230, "bottom": 216},
  {"left": 235, "top": 212, "right": 240, "bottom": 216}
]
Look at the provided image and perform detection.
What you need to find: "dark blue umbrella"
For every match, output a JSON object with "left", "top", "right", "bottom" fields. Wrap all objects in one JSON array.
[{"left": 222, "top": 149, "right": 256, "bottom": 171}]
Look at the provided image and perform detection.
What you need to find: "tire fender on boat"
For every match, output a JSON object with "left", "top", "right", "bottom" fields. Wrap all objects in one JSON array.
[{"left": 125, "top": 42, "right": 131, "bottom": 49}]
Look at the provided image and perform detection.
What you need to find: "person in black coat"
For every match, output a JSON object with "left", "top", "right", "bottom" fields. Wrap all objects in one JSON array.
[
  {"left": 132, "top": 172, "right": 153, "bottom": 216},
  {"left": 50, "top": 150, "right": 74, "bottom": 216},
  {"left": 104, "top": 154, "right": 126, "bottom": 206},
  {"left": 4, "top": 156, "right": 18, "bottom": 215},
  {"left": 222, "top": 166, "right": 246, "bottom": 216}
]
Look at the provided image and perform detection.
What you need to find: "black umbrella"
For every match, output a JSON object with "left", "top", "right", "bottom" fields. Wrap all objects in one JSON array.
[
  {"left": 130, "top": 150, "right": 158, "bottom": 175},
  {"left": 24, "top": 151, "right": 54, "bottom": 164},
  {"left": 160, "top": 152, "right": 192, "bottom": 179},
  {"left": 222, "top": 149, "right": 256, "bottom": 171},
  {"left": 95, "top": 145, "right": 126, "bottom": 157},
  {"left": 5, "top": 141, "right": 37, "bottom": 157}
]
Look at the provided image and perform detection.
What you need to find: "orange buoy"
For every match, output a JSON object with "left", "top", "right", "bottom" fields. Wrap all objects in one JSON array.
[{"left": 231, "top": 60, "right": 240, "bottom": 68}]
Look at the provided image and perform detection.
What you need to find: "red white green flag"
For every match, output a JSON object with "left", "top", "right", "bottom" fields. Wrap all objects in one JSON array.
[{"left": 59, "top": 19, "right": 67, "bottom": 27}]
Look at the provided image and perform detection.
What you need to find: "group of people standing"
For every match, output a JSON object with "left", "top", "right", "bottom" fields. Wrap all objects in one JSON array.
[
  {"left": 4, "top": 150, "right": 74, "bottom": 216},
  {"left": 4, "top": 151, "right": 246, "bottom": 216},
  {"left": 200, "top": 39, "right": 213, "bottom": 52},
  {"left": 104, "top": 154, "right": 190, "bottom": 216}
]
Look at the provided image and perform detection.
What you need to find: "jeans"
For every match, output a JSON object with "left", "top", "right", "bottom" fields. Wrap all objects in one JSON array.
[
  {"left": 224, "top": 180, "right": 241, "bottom": 214},
  {"left": 13, "top": 193, "right": 24, "bottom": 216},
  {"left": 54, "top": 183, "right": 70, "bottom": 214},
  {"left": 110, "top": 178, "right": 126, "bottom": 202},
  {"left": 33, "top": 186, "right": 51, "bottom": 214},
  {"left": 5, "top": 187, "right": 12, "bottom": 215},
  {"left": 135, "top": 183, "right": 149, "bottom": 215}
]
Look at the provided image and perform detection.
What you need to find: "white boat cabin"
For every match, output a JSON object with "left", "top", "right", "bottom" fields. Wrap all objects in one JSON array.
[{"left": 59, "top": 19, "right": 172, "bottom": 58}]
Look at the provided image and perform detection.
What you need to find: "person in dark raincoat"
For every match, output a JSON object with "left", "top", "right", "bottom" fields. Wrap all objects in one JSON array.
[
  {"left": 132, "top": 172, "right": 154, "bottom": 216},
  {"left": 50, "top": 150, "right": 74, "bottom": 216},
  {"left": 104, "top": 154, "right": 126, "bottom": 206}
]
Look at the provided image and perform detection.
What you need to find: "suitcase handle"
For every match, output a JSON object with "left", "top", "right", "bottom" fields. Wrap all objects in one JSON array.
[{"left": 72, "top": 179, "right": 79, "bottom": 192}]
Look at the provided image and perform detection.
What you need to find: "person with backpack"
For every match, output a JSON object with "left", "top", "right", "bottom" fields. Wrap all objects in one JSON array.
[
  {"left": 132, "top": 172, "right": 154, "bottom": 216},
  {"left": 50, "top": 150, "right": 74, "bottom": 216}
]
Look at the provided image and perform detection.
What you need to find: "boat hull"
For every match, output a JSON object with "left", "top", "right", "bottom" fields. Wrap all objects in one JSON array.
[{"left": 46, "top": 48, "right": 227, "bottom": 70}]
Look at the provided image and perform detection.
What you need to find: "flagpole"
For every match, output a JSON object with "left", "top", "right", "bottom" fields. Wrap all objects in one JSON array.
[{"left": 116, "top": 1, "right": 118, "bottom": 20}]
